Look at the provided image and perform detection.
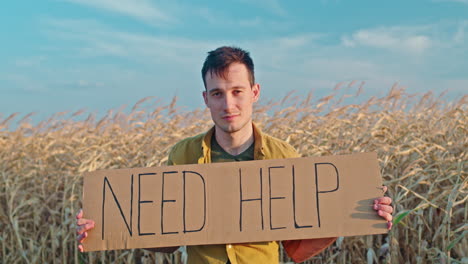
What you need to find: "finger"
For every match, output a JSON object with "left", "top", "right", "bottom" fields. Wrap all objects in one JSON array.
[
  {"left": 387, "top": 221, "right": 393, "bottom": 230},
  {"left": 76, "top": 225, "right": 84, "bottom": 235},
  {"left": 382, "top": 186, "right": 388, "bottom": 194},
  {"left": 77, "top": 232, "right": 87, "bottom": 243},
  {"left": 78, "top": 222, "right": 95, "bottom": 234},
  {"left": 378, "top": 210, "right": 393, "bottom": 222},
  {"left": 373, "top": 204, "right": 393, "bottom": 214},
  {"left": 76, "top": 223, "right": 95, "bottom": 235},
  {"left": 76, "top": 209, "right": 83, "bottom": 219},
  {"left": 374, "top": 197, "right": 392, "bottom": 205},
  {"left": 78, "top": 244, "right": 84, "bottom": 253},
  {"left": 77, "top": 218, "right": 94, "bottom": 226}
]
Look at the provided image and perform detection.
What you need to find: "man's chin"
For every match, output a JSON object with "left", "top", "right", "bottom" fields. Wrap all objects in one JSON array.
[
  {"left": 220, "top": 126, "right": 240, "bottom": 134},
  {"left": 215, "top": 123, "right": 241, "bottom": 134}
]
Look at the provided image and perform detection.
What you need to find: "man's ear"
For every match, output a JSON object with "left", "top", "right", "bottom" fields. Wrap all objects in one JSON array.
[
  {"left": 252, "top": 84, "right": 261, "bottom": 102},
  {"left": 202, "top": 90, "right": 208, "bottom": 106}
]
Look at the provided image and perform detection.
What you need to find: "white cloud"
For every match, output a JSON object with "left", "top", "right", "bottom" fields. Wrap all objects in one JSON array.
[
  {"left": 63, "top": 0, "right": 174, "bottom": 25},
  {"left": 342, "top": 27, "right": 431, "bottom": 54},
  {"left": 23, "top": 18, "right": 466, "bottom": 110},
  {"left": 43, "top": 18, "right": 212, "bottom": 62},
  {"left": 193, "top": 7, "right": 293, "bottom": 31}
]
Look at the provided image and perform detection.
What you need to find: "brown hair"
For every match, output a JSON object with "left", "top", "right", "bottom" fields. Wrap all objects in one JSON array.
[{"left": 201, "top": 46, "right": 255, "bottom": 89}]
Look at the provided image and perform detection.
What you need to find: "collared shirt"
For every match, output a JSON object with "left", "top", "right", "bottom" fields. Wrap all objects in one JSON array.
[
  {"left": 210, "top": 131, "right": 255, "bottom": 162},
  {"left": 167, "top": 123, "right": 300, "bottom": 264}
]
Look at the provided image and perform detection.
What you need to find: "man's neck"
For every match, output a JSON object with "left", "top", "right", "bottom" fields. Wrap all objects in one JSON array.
[{"left": 214, "top": 123, "right": 254, "bottom": 156}]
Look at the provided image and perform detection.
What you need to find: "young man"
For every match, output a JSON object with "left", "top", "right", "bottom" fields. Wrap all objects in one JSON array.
[{"left": 76, "top": 46, "right": 393, "bottom": 263}]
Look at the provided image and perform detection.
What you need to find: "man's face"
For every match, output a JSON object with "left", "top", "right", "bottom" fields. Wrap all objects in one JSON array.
[{"left": 203, "top": 63, "right": 260, "bottom": 134}]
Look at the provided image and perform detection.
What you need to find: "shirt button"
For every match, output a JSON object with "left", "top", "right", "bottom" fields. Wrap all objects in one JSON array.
[{"left": 228, "top": 244, "right": 232, "bottom": 249}]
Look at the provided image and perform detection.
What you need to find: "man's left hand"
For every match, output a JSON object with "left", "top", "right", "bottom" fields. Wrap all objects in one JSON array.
[{"left": 373, "top": 186, "right": 393, "bottom": 230}]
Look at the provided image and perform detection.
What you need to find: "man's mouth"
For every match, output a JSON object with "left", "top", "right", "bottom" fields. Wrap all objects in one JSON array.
[{"left": 222, "top": 114, "right": 239, "bottom": 121}]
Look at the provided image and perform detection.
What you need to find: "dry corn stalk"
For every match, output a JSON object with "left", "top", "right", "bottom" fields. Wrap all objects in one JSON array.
[{"left": 0, "top": 86, "right": 466, "bottom": 263}]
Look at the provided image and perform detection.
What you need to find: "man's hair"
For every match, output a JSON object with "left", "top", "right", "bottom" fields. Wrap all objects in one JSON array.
[{"left": 201, "top": 46, "right": 255, "bottom": 89}]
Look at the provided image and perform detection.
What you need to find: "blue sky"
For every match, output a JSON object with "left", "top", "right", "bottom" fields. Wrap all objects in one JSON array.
[{"left": 1, "top": 0, "right": 467, "bottom": 123}]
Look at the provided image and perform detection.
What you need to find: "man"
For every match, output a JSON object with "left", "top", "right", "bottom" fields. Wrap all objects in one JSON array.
[{"left": 76, "top": 46, "right": 393, "bottom": 263}]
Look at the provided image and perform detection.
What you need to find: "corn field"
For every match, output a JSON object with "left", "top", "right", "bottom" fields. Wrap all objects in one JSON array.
[{"left": 0, "top": 85, "right": 466, "bottom": 264}]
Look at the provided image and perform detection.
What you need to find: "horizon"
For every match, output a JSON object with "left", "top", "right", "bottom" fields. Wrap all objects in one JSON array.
[{"left": 2, "top": 85, "right": 463, "bottom": 131}]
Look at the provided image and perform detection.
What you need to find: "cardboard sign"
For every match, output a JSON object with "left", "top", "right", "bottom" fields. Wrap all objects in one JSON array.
[{"left": 82, "top": 152, "right": 387, "bottom": 252}]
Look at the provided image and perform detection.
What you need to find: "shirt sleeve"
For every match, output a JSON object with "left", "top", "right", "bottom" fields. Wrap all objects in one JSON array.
[
  {"left": 167, "top": 157, "right": 174, "bottom": 166},
  {"left": 166, "top": 146, "right": 175, "bottom": 166},
  {"left": 282, "top": 237, "right": 338, "bottom": 263}
]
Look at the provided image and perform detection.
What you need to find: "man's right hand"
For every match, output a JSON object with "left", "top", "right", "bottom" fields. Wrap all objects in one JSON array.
[
  {"left": 75, "top": 209, "right": 179, "bottom": 254},
  {"left": 76, "top": 209, "right": 95, "bottom": 252}
]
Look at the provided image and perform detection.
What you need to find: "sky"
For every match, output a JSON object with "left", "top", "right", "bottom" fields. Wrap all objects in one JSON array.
[{"left": 1, "top": 0, "right": 467, "bottom": 124}]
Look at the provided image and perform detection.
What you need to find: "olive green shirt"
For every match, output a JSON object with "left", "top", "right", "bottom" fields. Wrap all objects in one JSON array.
[{"left": 210, "top": 132, "right": 255, "bottom": 163}]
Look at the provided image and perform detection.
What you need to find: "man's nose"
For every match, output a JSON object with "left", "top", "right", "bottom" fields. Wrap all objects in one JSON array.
[{"left": 222, "top": 94, "right": 235, "bottom": 110}]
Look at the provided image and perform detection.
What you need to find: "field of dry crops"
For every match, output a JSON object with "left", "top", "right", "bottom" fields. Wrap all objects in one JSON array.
[{"left": 0, "top": 86, "right": 466, "bottom": 264}]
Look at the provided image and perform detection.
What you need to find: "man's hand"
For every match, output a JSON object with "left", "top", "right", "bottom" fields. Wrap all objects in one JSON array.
[
  {"left": 373, "top": 186, "right": 393, "bottom": 230},
  {"left": 76, "top": 209, "right": 95, "bottom": 252}
]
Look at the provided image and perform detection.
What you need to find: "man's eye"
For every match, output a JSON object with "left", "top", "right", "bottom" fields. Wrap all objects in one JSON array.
[
  {"left": 233, "top": 90, "right": 242, "bottom": 95},
  {"left": 212, "top": 92, "right": 221, "bottom": 97}
]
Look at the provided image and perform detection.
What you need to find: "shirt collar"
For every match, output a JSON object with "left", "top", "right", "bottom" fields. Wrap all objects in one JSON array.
[
  {"left": 252, "top": 123, "right": 266, "bottom": 160},
  {"left": 200, "top": 122, "right": 266, "bottom": 163}
]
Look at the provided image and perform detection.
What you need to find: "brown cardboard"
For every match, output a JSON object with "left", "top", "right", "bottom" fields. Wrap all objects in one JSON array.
[{"left": 82, "top": 152, "right": 387, "bottom": 252}]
